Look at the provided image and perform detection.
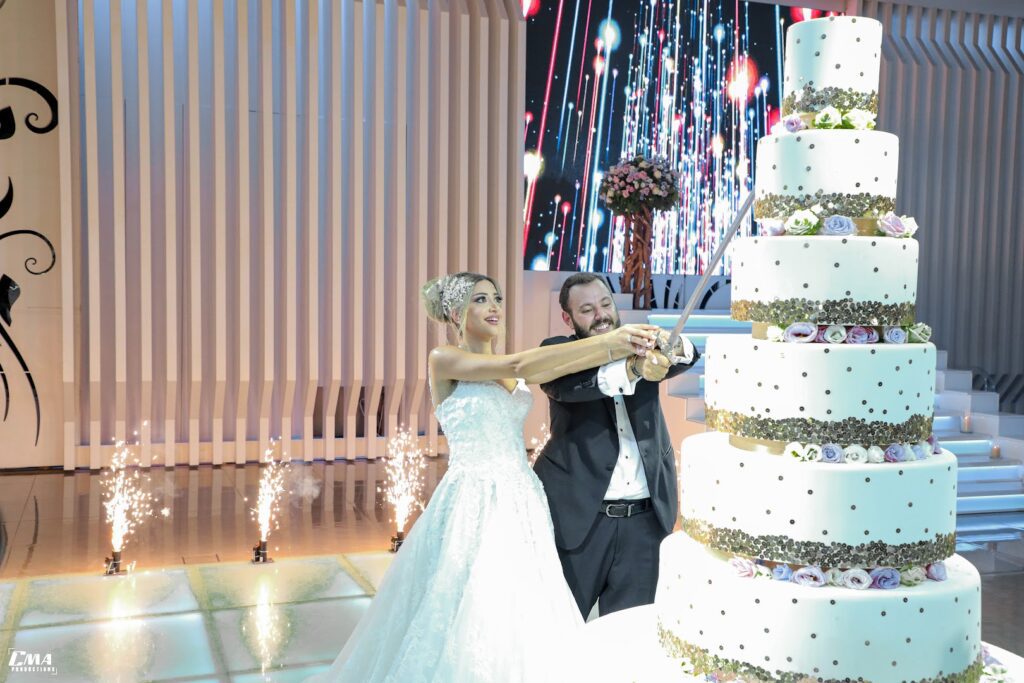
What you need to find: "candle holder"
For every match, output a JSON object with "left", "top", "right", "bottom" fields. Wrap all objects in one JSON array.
[
  {"left": 252, "top": 539, "right": 273, "bottom": 564},
  {"left": 390, "top": 530, "right": 406, "bottom": 553},
  {"left": 991, "top": 444, "right": 1002, "bottom": 460}
]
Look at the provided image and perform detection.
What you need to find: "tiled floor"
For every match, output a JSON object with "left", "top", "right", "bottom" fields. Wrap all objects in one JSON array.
[{"left": 0, "top": 461, "right": 1019, "bottom": 682}]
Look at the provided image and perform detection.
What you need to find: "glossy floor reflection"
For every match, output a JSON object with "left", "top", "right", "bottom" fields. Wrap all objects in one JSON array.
[
  {"left": 0, "top": 459, "right": 450, "bottom": 579},
  {"left": 0, "top": 552, "right": 391, "bottom": 681},
  {"left": 0, "top": 461, "right": 1020, "bottom": 681}
]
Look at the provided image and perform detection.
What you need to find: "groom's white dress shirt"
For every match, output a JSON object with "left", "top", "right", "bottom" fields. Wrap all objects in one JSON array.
[{"left": 596, "top": 337, "right": 696, "bottom": 501}]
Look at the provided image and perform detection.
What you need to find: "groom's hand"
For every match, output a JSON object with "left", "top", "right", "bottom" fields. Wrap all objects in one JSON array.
[{"left": 639, "top": 349, "right": 670, "bottom": 382}]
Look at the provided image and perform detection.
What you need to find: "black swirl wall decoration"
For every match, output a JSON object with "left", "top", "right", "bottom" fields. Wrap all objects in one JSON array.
[
  {"left": 0, "top": 179, "right": 11, "bottom": 220},
  {"left": 0, "top": 77, "right": 58, "bottom": 136},
  {"left": 0, "top": 231, "right": 54, "bottom": 446}
]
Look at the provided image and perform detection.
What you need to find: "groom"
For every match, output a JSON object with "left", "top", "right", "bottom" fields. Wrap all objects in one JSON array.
[{"left": 533, "top": 273, "right": 699, "bottom": 618}]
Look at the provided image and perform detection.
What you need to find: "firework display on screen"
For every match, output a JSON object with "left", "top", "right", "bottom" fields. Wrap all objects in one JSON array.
[{"left": 522, "top": 2, "right": 836, "bottom": 274}]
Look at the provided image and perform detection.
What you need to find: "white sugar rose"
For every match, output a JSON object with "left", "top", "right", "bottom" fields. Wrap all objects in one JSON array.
[
  {"left": 842, "top": 108, "right": 877, "bottom": 130},
  {"left": 767, "top": 325, "right": 785, "bottom": 342},
  {"left": 803, "top": 443, "right": 823, "bottom": 462},
  {"left": 901, "top": 566, "right": 928, "bottom": 586},
  {"left": 867, "top": 445, "right": 886, "bottom": 463},
  {"left": 814, "top": 106, "right": 842, "bottom": 129},
  {"left": 785, "top": 441, "right": 805, "bottom": 460},
  {"left": 843, "top": 444, "right": 868, "bottom": 463},
  {"left": 785, "top": 210, "right": 820, "bottom": 235}
]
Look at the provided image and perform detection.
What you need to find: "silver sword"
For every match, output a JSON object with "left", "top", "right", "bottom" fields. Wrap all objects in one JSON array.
[{"left": 663, "top": 191, "right": 756, "bottom": 352}]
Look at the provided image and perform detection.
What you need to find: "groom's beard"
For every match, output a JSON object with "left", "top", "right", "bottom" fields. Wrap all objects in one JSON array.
[{"left": 571, "top": 313, "right": 620, "bottom": 339}]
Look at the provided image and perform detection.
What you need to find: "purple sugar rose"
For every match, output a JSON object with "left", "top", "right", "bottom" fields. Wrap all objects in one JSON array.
[
  {"left": 784, "top": 322, "right": 818, "bottom": 343},
  {"left": 783, "top": 114, "right": 806, "bottom": 133},
  {"left": 815, "top": 326, "right": 829, "bottom": 343},
  {"left": 821, "top": 443, "right": 844, "bottom": 463},
  {"left": 928, "top": 434, "right": 942, "bottom": 455},
  {"left": 884, "top": 443, "right": 905, "bottom": 463},
  {"left": 911, "top": 443, "right": 928, "bottom": 460},
  {"left": 866, "top": 327, "right": 880, "bottom": 343},
  {"left": 760, "top": 219, "right": 786, "bottom": 236},
  {"left": 869, "top": 567, "right": 902, "bottom": 589},
  {"left": 846, "top": 326, "right": 871, "bottom": 344},
  {"left": 878, "top": 212, "right": 908, "bottom": 237},
  {"left": 823, "top": 215, "right": 856, "bottom": 236},
  {"left": 884, "top": 326, "right": 908, "bottom": 344},
  {"left": 730, "top": 556, "right": 756, "bottom": 578},
  {"left": 841, "top": 568, "right": 873, "bottom": 590},
  {"left": 772, "top": 564, "right": 794, "bottom": 581},
  {"left": 792, "top": 566, "right": 827, "bottom": 587},
  {"left": 926, "top": 562, "right": 948, "bottom": 581}
]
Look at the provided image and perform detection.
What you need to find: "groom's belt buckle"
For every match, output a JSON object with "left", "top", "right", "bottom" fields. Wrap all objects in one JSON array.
[{"left": 601, "top": 500, "right": 648, "bottom": 518}]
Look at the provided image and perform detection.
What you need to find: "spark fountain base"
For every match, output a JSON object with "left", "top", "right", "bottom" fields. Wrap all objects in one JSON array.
[
  {"left": 390, "top": 530, "right": 406, "bottom": 553},
  {"left": 252, "top": 539, "right": 273, "bottom": 564},
  {"left": 103, "top": 549, "right": 135, "bottom": 575}
]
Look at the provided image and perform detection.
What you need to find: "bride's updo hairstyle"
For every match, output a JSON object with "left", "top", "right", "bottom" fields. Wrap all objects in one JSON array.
[{"left": 421, "top": 272, "right": 501, "bottom": 340}]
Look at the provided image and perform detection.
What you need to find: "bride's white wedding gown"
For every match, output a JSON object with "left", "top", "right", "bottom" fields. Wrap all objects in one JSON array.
[{"left": 310, "top": 379, "right": 584, "bottom": 682}]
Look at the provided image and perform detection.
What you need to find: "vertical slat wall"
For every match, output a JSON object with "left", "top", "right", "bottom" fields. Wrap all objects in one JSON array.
[
  {"left": 56, "top": 0, "right": 526, "bottom": 469},
  {"left": 854, "top": 0, "right": 1024, "bottom": 391}
]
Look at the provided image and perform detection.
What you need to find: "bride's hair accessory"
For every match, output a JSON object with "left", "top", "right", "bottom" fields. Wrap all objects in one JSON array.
[{"left": 440, "top": 274, "right": 477, "bottom": 321}]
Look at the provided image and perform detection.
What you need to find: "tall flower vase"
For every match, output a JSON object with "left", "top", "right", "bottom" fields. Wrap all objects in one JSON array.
[{"left": 620, "top": 207, "right": 654, "bottom": 310}]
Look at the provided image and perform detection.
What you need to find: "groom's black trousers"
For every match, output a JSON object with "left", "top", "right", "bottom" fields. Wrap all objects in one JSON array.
[{"left": 557, "top": 506, "right": 667, "bottom": 618}]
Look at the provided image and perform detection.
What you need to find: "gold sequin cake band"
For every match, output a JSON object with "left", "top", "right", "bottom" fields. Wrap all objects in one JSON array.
[
  {"left": 781, "top": 84, "right": 880, "bottom": 117},
  {"left": 657, "top": 623, "right": 983, "bottom": 683},
  {"left": 706, "top": 408, "right": 932, "bottom": 447},
  {"left": 754, "top": 191, "right": 895, "bottom": 221},
  {"left": 732, "top": 298, "right": 916, "bottom": 327},
  {"left": 681, "top": 517, "right": 956, "bottom": 568},
  {"left": 728, "top": 434, "right": 787, "bottom": 455}
]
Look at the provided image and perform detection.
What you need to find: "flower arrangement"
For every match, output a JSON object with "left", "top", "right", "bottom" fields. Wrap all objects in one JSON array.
[
  {"left": 762, "top": 208, "right": 920, "bottom": 238},
  {"left": 770, "top": 322, "right": 932, "bottom": 345},
  {"left": 730, "top": 557, "right": 949, "bottom": 592},
  {"left": 773, "top": 107, "right": 876, "bottom": 134},
  {"left": 783, "top": 437, "right": 939, "bottom": 464},
  {"left": 598, "top": 155, "right": 680, "bottom": 216}
]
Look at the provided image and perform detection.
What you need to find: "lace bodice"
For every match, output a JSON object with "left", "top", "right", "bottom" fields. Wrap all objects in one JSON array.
[{"left": 435, "top": 379, "right": 533, "bottom": 473}]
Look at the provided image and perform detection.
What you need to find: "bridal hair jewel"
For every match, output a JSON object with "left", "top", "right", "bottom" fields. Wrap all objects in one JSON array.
[{"left": 440, "top": 274, "right": 476, "bottom": 322}]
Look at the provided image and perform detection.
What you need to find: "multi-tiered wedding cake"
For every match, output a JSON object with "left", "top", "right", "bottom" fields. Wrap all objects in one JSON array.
[{"left": 655, "top": 16, "right": 983, "bottom": 683}]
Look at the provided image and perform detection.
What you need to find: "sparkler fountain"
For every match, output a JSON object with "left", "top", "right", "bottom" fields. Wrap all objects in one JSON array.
[
  {"left": 102, "top": 441, "right": 156, "bottom": 575},
  {"left": 382, "top": 428, "right": 427, "bottom": 552},
  {"left": 249, "top": 442, "right": 289, "bottom": 564}
]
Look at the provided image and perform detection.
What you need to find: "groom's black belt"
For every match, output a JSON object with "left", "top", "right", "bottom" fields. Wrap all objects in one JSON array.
[{"left": 600, "top": 498, "right": 652, "bottom": 518}]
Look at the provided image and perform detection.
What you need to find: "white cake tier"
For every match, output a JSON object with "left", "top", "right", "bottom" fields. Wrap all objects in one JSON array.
[
  {"left": 679, "top": 432, "right": 957, "bottom": 567},
  {"left": 730, "top": 235, "right": 919, "bottom": 326},
  {"left": 704, "top": 335, "right": 935, "bottom": 447},
  {"left": 754, "top": 129, "right": 898, "bottom": 221},
  {"left": 782, "top": 16, "right": 883, "bottom": 116},
  {"left": 656, "top": 533, "right": 982, "bottom": 683}
]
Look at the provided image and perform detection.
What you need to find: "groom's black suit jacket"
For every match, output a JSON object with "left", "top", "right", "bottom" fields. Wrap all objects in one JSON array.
[{"left": 532, "top": 334, "right": 699, "bottom": 551}]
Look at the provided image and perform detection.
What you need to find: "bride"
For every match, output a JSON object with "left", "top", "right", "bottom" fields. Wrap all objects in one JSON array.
[{"left": 310, "top": 271, "right": 660, "bottom": 682}]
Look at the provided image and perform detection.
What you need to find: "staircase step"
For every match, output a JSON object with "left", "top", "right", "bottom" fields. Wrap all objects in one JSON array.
[
  {"left": 955, "top": 511, "right": 1024, "bottom": 535},
  {"left": 937, "top": 349, "right": 948, "bottom": 370},
  {"left": 959, "top": 480, "right": 1024, "bottom": 495},
  {"left": 932, "top": 411, "right": 961, "bottom": 433},
  {"left": 934, "top": 389, "right": 1001, "bottom": 414},
  {"left": 956, "top": 489, "right": 1024, "bottom": 514},
  {"left": 956, "top": 460, "right": 1024, "bottom": 483},
  {"left": 973, "top": 412, "right": 1024, "bottom": 440},
  {"left": 937, "top": 369, "right": 972, "bottom": 392},
  {"left": 937, "top": 436, "right": 995, "bottom": 458},
  {"left": 647, "top": 313, "right": 751, "bottom": 333}
]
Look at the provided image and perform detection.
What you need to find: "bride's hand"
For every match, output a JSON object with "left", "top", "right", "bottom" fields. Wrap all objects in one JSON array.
[{"left": 607, "top": 324, "right": 660, "bottom": 358}]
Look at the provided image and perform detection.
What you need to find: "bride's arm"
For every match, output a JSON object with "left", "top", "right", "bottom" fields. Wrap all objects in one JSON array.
[{"left": 428, "top": 324, "right": 660, "bottom": 385}]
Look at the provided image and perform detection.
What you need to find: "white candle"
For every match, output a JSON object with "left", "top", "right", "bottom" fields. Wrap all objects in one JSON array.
[{"left": 961, "top": 413, "right": 973, "bottom": 433}]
